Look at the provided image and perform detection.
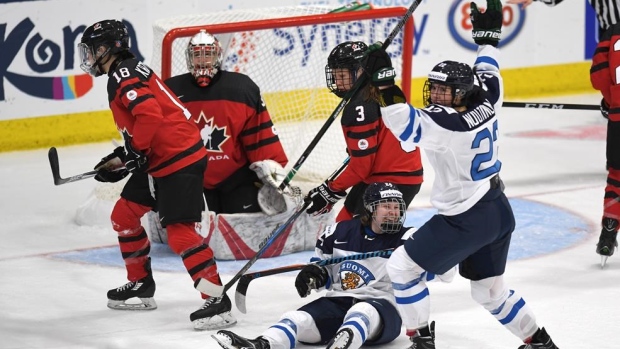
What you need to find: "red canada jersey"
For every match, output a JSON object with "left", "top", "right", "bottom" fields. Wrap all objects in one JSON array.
[
  {"left": 591, "top": 24, "right": 620, "bottom": 121},
  {"left": 164, "top": 71, "right": 288, "bottom": 189},
  {"left": 330, "top": 92, "right": 423, "bottom": 192},
  {"left": 107, "top": 58, "right": 206, "bottom": 177}
]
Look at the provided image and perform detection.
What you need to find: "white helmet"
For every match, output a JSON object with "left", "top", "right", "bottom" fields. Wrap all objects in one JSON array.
[{"left": 185, "top": 29, "right": 222, "bottom": 87}]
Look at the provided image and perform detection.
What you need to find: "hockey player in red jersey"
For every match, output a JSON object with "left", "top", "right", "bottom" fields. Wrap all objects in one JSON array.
[
  {"left": 78, "top": 20, "right": 234, "bottom": 330},
  {"left": 591, "top": 23, "right": 620, "bottom": 266},
  {"left": 305, "top": 41, "right": 423, "bottom": 221},
  {"left": 164, "top": 29, "right": 289, "bottom": 214}
]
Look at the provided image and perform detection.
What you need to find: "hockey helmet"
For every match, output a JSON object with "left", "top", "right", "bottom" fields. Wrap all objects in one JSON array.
[
  {"left": 423, "top": 60, "right": 475, "bottom": 107},
  {"left": 79, "top": 20, "right": 130, "bottom": 77},
  {"left": 363, "top": 182, "right": 406, "bottom": 234},
  {"left": 325, "top": 41, "right": 368, "bottom": 97},
  {"left": 186, "top": 29, "right": 222, "bottom": 87}
]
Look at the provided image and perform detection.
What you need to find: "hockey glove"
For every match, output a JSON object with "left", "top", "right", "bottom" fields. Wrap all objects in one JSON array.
[
  {"left": 124, "top": 142, "right": 149, "bottom": 173},
  {"left": 601, "top": 98, "right": 610, "bottom": 120},
  {"left": 470, "top": 0, "right": 503, "bottom": 47},
  {"left": 379, "top": 85, "right": 407, "bottom": 106},
  {"left": 249, "top": 160, "right": 286, "bottom": 189},
  {"left": 295, "top": 264, "right": 329, "bottom": 298},
  {"left": 305, "top": 182, "right": 346, "bottom": 216},
  {"left": 94, "top": 146, "right": 129, "bottom": 183},
  {"left": 363, "top": 44, "right": 395, "bottom": 87}
]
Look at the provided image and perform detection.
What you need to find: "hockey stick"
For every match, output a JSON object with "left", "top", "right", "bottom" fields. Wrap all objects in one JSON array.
[
  {"left": 502, "top": 101, "right": 600, "bottom": 111},
  {"left": 48, "top": 147, "right": 98, "bottom": 185},
  {"left": 235, "top": 248, "right": 394, "bottom": 313},
  {"left": 277, "top": 0, "right": 422, "bottom": 192},
  {"left": 195, "top": 158, "right": 351, "bottom": 297}
]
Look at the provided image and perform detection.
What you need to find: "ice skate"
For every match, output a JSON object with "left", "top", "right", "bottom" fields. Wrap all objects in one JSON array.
[
  {"left": 106, "top": 275, "right": 157, "bottom": 310},
  {"left": 212, "top": 330, "right": 270, "bottom": 349},
  {"left": 190, "top": 293, "right": 237, "bottom": 330},
  {"left": 596, "top": 226, "right": 618, "bottom": 268},
  {"left": 406, "top": 321, "right": 435, "bottom": 349},
  {"left": 326, "top": 328, "right": 353, "bottom": 349},
  {"left": 518, "top": 327, "right": 559, "bottom": 349}
]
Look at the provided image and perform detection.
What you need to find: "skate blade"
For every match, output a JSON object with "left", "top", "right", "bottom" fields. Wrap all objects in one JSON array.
[
  {"left": 601, "top": 255, "right": 610, "bottom": 269},
  {"left": 211, "top": 334, "right": 235, "bottom": 349},
  {"left": 107, "top": 297, "right": 157, "bottom": 310},
  {"left": 193, "top": 312, "right": 237, "bottom": 331}
]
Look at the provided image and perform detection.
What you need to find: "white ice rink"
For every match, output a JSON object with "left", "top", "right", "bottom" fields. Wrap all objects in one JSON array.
[{"left": 1, "top": 93, "right": 618, "bottom": 349}]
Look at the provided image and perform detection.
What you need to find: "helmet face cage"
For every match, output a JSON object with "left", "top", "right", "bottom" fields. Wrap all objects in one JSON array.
[
  {"left": 186, "top": 30, "right": 222, "bottom": 87},
  {"left": 423, "top": 61, "right": 474, "bottom": 108},
  {"left": 79, "top": 20, "right": 129, "bottom": 77},
  {"left": 363, "top": 182, "right": 406, "bottom": 234},
  {"left": 325, "top": 41, "right": 368, "bottom": 97},
  {"left": 367, "top": 198, "right": 406, "bottom": 234}
]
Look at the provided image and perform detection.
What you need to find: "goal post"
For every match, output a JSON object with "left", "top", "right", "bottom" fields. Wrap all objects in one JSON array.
[{"left": 152, "top": 5, "right": 414, "bottom": 184}]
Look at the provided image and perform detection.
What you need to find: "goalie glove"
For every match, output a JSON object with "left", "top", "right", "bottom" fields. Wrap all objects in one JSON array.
[
  {"left": 305, "top": 182, "right": 346, "bottom": 216},
  {"left": 94, "top": 146, "right": 129, "bottom": 183},
  {"left": 295, "top": 264, "right": 329, "bottom": 298},
  {"left": 249, "top": 160, "right": 285, "bottom": 189},
  {"left": 470, "top": 0, "right": 502, "bottom": 47}
]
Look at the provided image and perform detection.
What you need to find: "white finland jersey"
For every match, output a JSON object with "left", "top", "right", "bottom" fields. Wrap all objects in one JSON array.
[
  {"left": 381, "top": 45, "right": 503, "bottom": 216},
  {"left": 312, "top": 218, "right": 417, "bottom": 308}
]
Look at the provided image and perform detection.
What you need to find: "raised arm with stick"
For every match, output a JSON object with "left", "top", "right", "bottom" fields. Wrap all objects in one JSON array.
[{"left": 278, "top": 0, "right": 423, "bottom": 192}]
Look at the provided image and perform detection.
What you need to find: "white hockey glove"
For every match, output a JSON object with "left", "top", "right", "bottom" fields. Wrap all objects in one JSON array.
[{"left": 250, "top": 160, "right": 285, "bottom": 189}]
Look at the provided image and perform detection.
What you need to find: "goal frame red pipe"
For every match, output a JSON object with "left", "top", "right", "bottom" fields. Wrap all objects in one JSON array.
[{"left": 160, "top": 7, "right": 414, "bottom": 98}]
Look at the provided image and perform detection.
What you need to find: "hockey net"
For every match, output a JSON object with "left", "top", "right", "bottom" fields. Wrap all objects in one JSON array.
[
  {"left": 75, "top": 5, "right": 413, "bottom": 250},
  {"left": 151, "top": 4, "right": 413, "bottom": 185}
]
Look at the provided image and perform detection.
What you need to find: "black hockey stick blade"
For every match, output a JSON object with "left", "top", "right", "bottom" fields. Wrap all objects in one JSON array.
[
  {"left": 48, "top": 147, "right": 98, "bottom": 185},
  {"left": 502, "top": 101, "right": 600, "bottom": 111},
  {"left": 235, "top": 264, "right": 306, "bottom": 314}
]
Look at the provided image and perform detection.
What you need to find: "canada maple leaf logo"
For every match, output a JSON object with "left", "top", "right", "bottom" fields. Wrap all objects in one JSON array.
[{"left": 195, "top": 112, "right": 230, "bottom": 153}]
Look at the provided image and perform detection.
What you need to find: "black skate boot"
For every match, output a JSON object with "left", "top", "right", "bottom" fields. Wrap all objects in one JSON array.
[
  {"left": 518, "top": 327, "right": 559, "bottom": 349},
  {"left": 106, "top": 276, "right": 156, "bottom": 310},
  {"left": 212, "top": 330, "right": 270, "bottom": 349},
  {"left": 190, "top": 293, "right": 237, "bottom": 330},
  {"left": 107, "top": 258, "right": 156, "bottom": 310},
  {"left": 326, "top": 328, "right": 353, "bottom": 349},
  {"left": 406, "top": 321, "right": 435, "bottom": 349},
  {"left": 597, "top": 218, "right": 618, "bottom": 268}
]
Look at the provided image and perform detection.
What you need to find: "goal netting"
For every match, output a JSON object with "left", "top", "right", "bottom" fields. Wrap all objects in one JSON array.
[
  {"left": 74, "top": 4, "right": 413, "bottom": 242},
  {"left": 151, "top": 4, "right": 413, "bottom": 185}
]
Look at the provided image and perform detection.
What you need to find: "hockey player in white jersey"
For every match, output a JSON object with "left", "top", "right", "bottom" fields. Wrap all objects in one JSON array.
[
  {"left": 362, "top": 1, "right": 560, "bottom": 349},
  {"left": 213, "top": 182, "right": 454, "bottom": 349}
]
